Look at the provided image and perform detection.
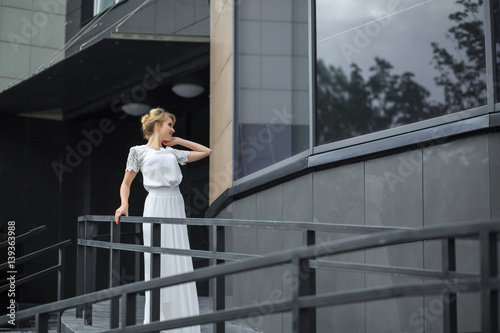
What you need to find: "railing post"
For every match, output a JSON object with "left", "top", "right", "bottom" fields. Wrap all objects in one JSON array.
[
  {"left": 83, "top": 220, "right": 97, "bottom": 326},
  {"left": 296, "top": 229, "right": 316, "bottom": 333},
  {"left": 76, "top": 220, "right": 85, "bottom": 318},
  {"left": 217, "top": 225, "right": 225, "bottom": 333},
  {"left": 151, "top": 222, "right": 161, "bottom": 327},
  {"left": 480, "top": 230, "right": 498, "bottom": 333},
  {"left": 210, "top": 224, "right": 225, "bottom": 333},
  {"left": 56, "top": 247, "right": 66, "bottom": 333},
  {"left": 110, "top": 221, "right": 121, "bottom": 329},
  {"left": 122, "top": 292, "right": 137, "bottom": 328},
  {"left": 135, "top": 222, "right": 141, "bottom": 283},
  {"left": 291, "top": 255, "right": 300, "bottom": 333},
  {"left": 442, "top": 237, "right": 457, "bottom": 333},
  {"left": 35, "top": 313, "right": 49, "bottom": 333}
]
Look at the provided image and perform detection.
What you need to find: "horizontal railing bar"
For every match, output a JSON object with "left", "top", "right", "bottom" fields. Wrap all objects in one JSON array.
[
  {"left": 79, "top": 236, "right": 479, "bottom": 280},
  {"left": 0, "top": 264, "right": 62, "bottom": 293},
  {"left": 299, "top": 220, "right": 499, "bottom": 262},
  {"left": 92, "top": 231, "right": 140, "bottom": 240},
  {"left": 297, "top": 279, "right": 485, "bottom": 310},
  {"left": 311, "top": 260, "right": 478, "bottom": 280},
  {"left": 5, "top": 219, "right": 498, "bottom": 326},
  {"left": 81, "top": 236, "right": 479, "bottom": 281},
  {"left": 78, "top": 239, "right": 257, "bottom": 261},
  {"left": 79, "top": 239, "right": 209, "bottom": 258},
  {"left": 0, "top": 239, "right": 71, "bottom": 270},
  {"left": 0, "top": 225, "right": 47, "bottom": 248},
  {"left": 79, "top": 215, "right": 413, "bottom": 234}
]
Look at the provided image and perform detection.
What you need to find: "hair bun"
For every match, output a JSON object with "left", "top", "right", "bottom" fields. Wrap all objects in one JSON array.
[{"left": 141, "top": 113, "right": 150, "bottom": 124}]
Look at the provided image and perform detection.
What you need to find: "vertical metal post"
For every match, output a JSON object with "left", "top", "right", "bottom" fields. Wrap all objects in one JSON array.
[
  {"left": 209, "top": 225, "right": 216, "bottom": 332},
  {"left": 84, "top": 221, "right": 97, "bottom": 326},
  {"left": 480, "top": 230, "right": 498, "bottom": 333},
  {"left": 291, "top": 255, "right": 300, "bottom": 333},
  {"left": 135, "top": 223, "right": 141, "bottom": 283},
  {"left": 76, "top": 220, "right": 85, "bottom": 318},
  {"left": 210, "top": 224, "right": 225, "bottom": 333},
  {"left": 216, "top": 226, "right": 225, "bottom": 333},
  {"left": 35, "top": 313, "right": 49, "bottom": 333},
  {"left": 56, "top": 247, "right": 66, "bottom": 333},
  {"left": 297, "top": 229, "right": 316, "bottom": 333},
  {"left": 110, "top": 221, "right": 121, "bottom": 329},
  {"left": 122, "top": 292, "right": 137, "bottom": 328},
  {"left": 442, "top": 237, "right": 457, "bottom": 333},
  {"left": 151, "top": 222, "right": 161, "bottom": 324}
]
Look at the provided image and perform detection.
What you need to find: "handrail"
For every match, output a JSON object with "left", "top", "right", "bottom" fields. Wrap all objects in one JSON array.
[
  {"left": 0, "top": 225, "right": 71, "bottom": 333},
  {"left": 0, "top": 239, "right": 71, "bottom": 271},
  {"left": 79, "top": 214, "right": 414, "bottom": 233},
  {"left": 2, "top": 219, "right": 499, "bottom": 332},
  {"left": 75, "top": 215, "right": 415, "bottom": 330},
  {"left": 0, "top": 225, "right": 47, "bottom": 248}
]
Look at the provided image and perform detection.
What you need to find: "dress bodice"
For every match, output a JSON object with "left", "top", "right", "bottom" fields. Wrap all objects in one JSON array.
[{"left": 125, "top": 145, "right": 190, "bottom": 191}]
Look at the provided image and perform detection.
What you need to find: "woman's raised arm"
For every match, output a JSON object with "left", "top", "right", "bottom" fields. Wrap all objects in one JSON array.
[{"left": 164, "top": 137, "right": 211, "bottom": 163}]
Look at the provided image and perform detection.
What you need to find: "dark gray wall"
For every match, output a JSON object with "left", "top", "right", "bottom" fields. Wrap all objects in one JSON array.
[
  {"left": 215, "top": 131, "right": 499, "bottom": 332},
  {"left": 0, "top": 115, "right": 66, "bottom": 309},
  {"left": 0, "top": 103, "right": 210, "bottom": 311},
  {"left": 0, "top": 111, "right": 146, "bottom": 310}
]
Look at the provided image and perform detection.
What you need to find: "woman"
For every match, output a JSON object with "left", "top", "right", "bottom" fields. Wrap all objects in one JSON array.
[{"left": 115, "top": 107, "right": 211, "bottom": 332}]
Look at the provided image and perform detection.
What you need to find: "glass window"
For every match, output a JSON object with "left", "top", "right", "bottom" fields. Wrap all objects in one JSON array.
[
  {"left": 316, "top": 0, "right": 486, "bottom": 146},
  {"left": 235, "top": 0, "right": 310, "bottom": 180},
  {"left": 495, "top": 0, "right": 500, "bottom": 102},
  {"left": 94, "top": 0, "right": 121, "bottom": 16}
]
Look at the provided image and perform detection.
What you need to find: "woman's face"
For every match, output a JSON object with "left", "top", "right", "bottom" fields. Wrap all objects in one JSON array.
[{"left": 158, "top": 117, "right": 175, "bottom": 141}]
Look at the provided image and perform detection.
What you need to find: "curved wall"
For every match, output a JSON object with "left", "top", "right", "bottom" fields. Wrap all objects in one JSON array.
[{"left": 211, "top": 129, "right": 500, "bottom": 332}]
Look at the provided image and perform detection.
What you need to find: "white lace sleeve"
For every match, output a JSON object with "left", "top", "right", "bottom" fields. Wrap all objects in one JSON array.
[
  {"left": 171, "top": 148, "right": 190, "bottom": 166},
  {"left": 125, "top": 147, "right": 140, "bottom": 172}
]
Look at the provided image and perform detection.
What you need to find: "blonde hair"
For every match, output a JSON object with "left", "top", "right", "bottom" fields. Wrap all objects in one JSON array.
[{"left": 141, "top": 107, "right": 176, "bottom": 140}]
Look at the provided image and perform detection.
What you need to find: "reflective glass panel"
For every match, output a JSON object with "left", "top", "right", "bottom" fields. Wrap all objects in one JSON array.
[
  {"left": 235, "top": 0, "right": 310, "bottom": 179},
  {"left": 94, "top": 0, "right": 117, "bottom": 15},
  {"left": 495, "top": 0, "right": 500, "bottom": 102},
  {"left": 316, "top": 0, "right": 486, "bottom": 145}
]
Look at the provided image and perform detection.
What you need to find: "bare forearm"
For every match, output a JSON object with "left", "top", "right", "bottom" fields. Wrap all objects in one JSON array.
[
  {"left": 175, "top": 138, "right": 211, "bottom": 153},
  {"left": 119, "top": 182, "right": 130, "bottom": 207}
]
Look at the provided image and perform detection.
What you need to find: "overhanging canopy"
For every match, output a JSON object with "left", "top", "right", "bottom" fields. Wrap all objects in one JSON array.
[{"left": 0, "top": 37, "right": 209, "bottom": 119}]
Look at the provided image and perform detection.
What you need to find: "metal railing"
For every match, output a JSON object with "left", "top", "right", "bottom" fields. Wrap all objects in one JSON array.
[
  {"left": 75, "top": 215, "right": 414, "bottom": 331},
  {"left": 1, "top": 218, "right": 498, "bottom": 333},
  {"left": 0, "top": 225, "right": 71, "bottom": 333}
]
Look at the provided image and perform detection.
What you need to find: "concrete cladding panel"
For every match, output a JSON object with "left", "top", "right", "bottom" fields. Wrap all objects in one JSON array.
[
  {"left": 313, "top": 162, "right": 365, "bottom": 225},
  {"left": 313, "top": 163, "right": 365, "bottom": 332},
  {"left": 423, "top": 134, "right": 490, "bottom": 225}
]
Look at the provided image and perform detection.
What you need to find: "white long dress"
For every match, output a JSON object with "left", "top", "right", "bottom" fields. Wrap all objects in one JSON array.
[{"left": 126, "top": 145, "right": 200, "bottom": 333}]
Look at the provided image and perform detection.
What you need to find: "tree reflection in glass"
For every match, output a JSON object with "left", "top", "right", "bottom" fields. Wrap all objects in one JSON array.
[{"left": 316, "top": 0, "right": 486, "bottom": 145}]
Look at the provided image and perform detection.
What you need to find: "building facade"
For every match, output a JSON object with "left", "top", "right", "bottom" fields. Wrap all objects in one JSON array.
[
  {"left": 208, "top": 0, "right": 500, "bottom": 332},
  {"left": 0, "top": 0, "right": 498, "bottom": 331}
]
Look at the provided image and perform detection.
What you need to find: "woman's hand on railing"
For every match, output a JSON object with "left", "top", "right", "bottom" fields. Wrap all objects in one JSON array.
[{"left": 114, "top": 204, "right": 129, "bottom": 225}]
